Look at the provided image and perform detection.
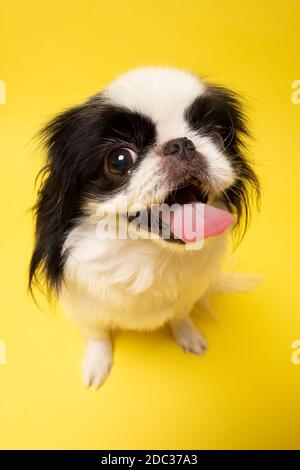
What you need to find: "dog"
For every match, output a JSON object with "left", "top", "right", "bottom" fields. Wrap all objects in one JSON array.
[{"left": 29, "top": 66, "right": 259, "bottom": 388}]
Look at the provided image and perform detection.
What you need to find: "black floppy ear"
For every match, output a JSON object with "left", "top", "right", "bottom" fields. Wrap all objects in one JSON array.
[
  {"left": 207, "top": 86, "right": 260, "bottom": 238},
  {"left": 29, "top": 94, "right": 111, "bottom": 295},
  {"left": 29, "top": 92, "right": 114, "bottom": 297},
  {"left": 29, "top": 105, "right": 85, "bottom": 296},
  {"left": 186, "top": 82, "right": 260, "bottom": 239}
]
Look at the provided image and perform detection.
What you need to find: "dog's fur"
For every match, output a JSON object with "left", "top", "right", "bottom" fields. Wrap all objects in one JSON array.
[{"left": 29, "top": 67, "right": 259, "bottom": 388}]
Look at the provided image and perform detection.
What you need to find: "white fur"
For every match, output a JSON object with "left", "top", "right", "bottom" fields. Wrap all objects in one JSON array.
[
  {"left": 170, "top": 316, "right": 208, "bottom": 355},
  {"left": 61, "top": 226, "right": 229, "bottom": 330},
  {"left": 61, "top": 226, "right": 230, "bottom": 387},
  {"left": 105, "top": 66, "right": 205, "bottom": 133},
  {"left": 82, "top": 338, "right": 112, "bottom": 388},
  {"left": 59, "top": 67, "right": 237, "bottom": 388},
  {"left": 105, "top": 67, "right": 234, "bottom": 195}
]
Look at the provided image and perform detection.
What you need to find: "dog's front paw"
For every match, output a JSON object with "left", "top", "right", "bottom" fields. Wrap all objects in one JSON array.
[
  {"left": 171, "top": 317, "right": 208, "bottom": 356},
  {"left": 82, "top": 339, "right": 112, "bottom": 389}
]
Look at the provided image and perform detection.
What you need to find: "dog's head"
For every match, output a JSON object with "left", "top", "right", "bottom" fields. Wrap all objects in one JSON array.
[{"left": 29, "top": 66, "right": 259, "bottom": 293}]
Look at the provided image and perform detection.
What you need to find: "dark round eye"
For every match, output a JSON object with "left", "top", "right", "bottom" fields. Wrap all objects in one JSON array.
[{"left": 104, "top": 148, "right": 135, "bottom": 181}]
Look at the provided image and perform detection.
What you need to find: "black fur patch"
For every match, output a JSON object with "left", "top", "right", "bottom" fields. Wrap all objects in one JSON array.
[
  {"left": 185, "top": 85, "right": 260, "bottom": 235},
  {"left": 29, "top": 95, "right": 156, "bottom": 295}
]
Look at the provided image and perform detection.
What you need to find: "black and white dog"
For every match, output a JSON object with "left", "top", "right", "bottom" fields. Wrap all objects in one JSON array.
[{"left": 29, "top": 67, "right": 259, "bottom": 388}]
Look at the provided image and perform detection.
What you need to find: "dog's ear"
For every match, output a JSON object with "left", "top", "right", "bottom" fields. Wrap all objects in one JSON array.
[
  {"left": 188, "top": 83, "right": 260, "bottom": 238},
  {"left": 29, "top": 97, "right": 106, "bottom": 296},
  {"left": 207, "top": 86, "right": 260, "bottom": 239},
  {"left": 29, "top": 105, "right": 82, "bottom": 296}
]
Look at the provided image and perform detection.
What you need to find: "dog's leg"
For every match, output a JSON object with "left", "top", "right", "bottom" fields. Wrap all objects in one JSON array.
[
  {"left": 170, "top": 315, "right": 208, "bottom": 356},
  {"left": 81, "top": 329, "right": 112, "bottom": 389}
]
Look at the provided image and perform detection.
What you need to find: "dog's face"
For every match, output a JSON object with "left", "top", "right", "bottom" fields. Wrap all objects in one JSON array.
[
  {"left": 98, "top": 68, "right": 235, "bottom": 208},
  {"left": 30, "top": 67, "right": 259, "bottom": 291}
]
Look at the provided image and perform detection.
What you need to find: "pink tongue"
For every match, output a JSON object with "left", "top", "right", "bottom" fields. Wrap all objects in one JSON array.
[{"left": 170, "top": 202, "right": 235, "bottom": 244}]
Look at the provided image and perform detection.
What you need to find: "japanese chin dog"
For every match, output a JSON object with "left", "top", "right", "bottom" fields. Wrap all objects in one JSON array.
[{"left": 29, "top": 66, "right": 259, "bottom": 388}]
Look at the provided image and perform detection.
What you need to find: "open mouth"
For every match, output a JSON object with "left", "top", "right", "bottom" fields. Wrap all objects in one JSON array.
[
  {"left": 128, "top": 181, "right": 235, "bottom": 244},
  {"left": 158, "top": 182, "right": 208, "bottom": 244},
  {"left": 164, "top": 182, "right": 208, "bottom": 207}
]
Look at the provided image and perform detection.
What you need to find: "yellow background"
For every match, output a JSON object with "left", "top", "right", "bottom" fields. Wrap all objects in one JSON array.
[{"left": 0, "top": 0, "right": 300, "bottom": 450}]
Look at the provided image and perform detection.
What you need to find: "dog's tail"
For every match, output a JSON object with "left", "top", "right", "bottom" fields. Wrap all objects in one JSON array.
[
  {"left": 196, "top": 272, "right": 263, "bottom": 321},
  {"left": 209, "top": 272, "right": 263, "bottom": 294}
]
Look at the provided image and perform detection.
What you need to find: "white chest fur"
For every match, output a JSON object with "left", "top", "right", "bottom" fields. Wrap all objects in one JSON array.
[{"left": 60, "top": 223, "right": 229, "bottom": 331}]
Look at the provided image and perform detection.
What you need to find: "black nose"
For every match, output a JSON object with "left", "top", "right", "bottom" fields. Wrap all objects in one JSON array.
[{"left": 163, "top": 137, "right": 196, "bottom": 159}]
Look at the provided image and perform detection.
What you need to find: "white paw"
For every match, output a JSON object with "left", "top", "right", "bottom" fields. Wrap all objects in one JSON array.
[
  {"left": 82, "top": 339, "right": 112, "bottom": 389},
  {"left": 171, "top": 318, "right": 208, "bottom": 356}
]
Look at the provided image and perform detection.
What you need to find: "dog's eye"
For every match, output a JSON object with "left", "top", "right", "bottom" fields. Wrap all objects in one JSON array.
[{"left": 105, "top": 148, "right": 136, "bottom": 181}]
